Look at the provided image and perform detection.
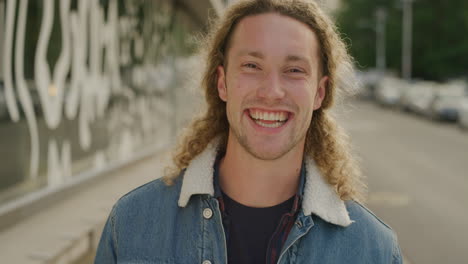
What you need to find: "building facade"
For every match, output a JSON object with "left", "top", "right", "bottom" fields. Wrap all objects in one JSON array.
[{"left": 0, "top": 0, "right": 221, "bottom": 226}]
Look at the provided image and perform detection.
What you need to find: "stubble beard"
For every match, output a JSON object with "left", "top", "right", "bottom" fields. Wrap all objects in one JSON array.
[
  {"left": 225, "top": 96, "right": 311, "bottom": 161},
  {"left": 229, "top": 121, "right": 308, "bottom": 161}
]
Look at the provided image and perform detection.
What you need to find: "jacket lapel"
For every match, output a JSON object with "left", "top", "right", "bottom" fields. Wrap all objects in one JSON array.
[{"left": 177, "top": 140, "right": 353, "bottom": 227}]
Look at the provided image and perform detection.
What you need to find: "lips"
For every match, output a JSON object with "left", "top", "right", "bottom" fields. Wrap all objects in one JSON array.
[{"left": 247, "top": 108, "right": 291, "bottom": 128}]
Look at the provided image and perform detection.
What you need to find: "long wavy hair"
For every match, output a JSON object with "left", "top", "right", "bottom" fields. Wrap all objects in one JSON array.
[{"left": 164, "top": 0, "right": 366, "bottom": 202}]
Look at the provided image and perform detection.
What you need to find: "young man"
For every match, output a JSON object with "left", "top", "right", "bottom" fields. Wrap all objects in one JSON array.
[{"left": 95, "top": 0, "right": 402, "bottom": 263}]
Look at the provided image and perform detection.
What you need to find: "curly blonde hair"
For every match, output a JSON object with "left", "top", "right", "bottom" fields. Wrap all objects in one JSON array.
[{"left": 164, "top": 0, "right": 366, "bottom": 202}]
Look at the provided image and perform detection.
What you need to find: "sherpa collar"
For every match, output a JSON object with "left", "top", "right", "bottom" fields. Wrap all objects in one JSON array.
[{"left": 177, "top": 140, "right": 353, "bottom": 227}]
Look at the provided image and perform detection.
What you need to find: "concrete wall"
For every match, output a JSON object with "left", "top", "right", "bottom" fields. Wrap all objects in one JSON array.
[{"left": 0, "top": 0, "right": 221, "bottom": 231}]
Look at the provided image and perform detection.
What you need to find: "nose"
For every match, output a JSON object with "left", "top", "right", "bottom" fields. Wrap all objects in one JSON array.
[{"left": 256, "top": 71, "right": 286, "bottom": 100}]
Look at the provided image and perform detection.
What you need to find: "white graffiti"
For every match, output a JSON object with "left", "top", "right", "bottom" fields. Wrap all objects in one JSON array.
[
  {"left": 93, "top": 151, "right": 106, "bottom": 172},
  {"left": 35, "top": 0, "right": 71, "bottom": 129},
  {"left": 118, "top": 130, "right": 135, "bottom": 162},
  {"left": 3, "top": 0, "right": 20, "bottom": 122},
  {"left": 47, "top": 139, "right": 72, "bottom": 187},
  {"left": 66, "top": 0, "right": 119, "bottom": 150},
  {"left": 2, "top": 0, "right": 121, "bottom": 180},
  {"left": 3, "top": 0, "right": 41, "bottom": 178},
  {"left": 1, "top": 0, "right": 177, "bottom": 190}
]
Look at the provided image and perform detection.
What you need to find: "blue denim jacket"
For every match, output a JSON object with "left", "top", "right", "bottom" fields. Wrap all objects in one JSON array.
[{"left": 95, "top": 142, "right": 402, "bottom": 263}]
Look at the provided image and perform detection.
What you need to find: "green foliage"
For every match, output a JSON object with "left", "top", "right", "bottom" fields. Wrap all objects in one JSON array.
[{"left": 336, "top": 0, "right": 468, "bottom": 81}]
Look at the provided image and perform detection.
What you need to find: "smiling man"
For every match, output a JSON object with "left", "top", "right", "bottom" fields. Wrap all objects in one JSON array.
[{"left": 95, "top": 1, "right": 402, "bottom": 263}]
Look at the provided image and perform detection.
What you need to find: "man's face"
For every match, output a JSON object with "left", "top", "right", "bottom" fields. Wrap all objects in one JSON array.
[{"left": 217, "top": 13, "right": 328, "bottom": 160}]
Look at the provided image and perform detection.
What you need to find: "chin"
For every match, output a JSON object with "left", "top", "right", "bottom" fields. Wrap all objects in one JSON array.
[
  {"left": 231, "top": 127, "right": 303, "bottom": 161},
  {"left": 245, "top": 142, "right": 293, "bottom": 161}
]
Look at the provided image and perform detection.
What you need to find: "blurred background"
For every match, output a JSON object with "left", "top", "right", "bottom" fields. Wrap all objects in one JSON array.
[
  {"left": 334, "top": 1, "right": 468, "bottom": 264},
  {"left": 0, "top": 0, "right": 466, "bottom": 263}
]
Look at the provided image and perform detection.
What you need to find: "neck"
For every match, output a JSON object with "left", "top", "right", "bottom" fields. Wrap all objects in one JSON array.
[{"left": 219, "top": 134, "right": 304, "bottom": 208}]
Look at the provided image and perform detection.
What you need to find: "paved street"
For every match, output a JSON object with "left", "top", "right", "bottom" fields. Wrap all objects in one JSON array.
[{"left": 337, "top": 100, "right": 468, "bottom": 264}]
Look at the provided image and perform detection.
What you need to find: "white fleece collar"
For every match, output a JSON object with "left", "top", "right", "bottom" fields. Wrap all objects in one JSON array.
[{"left": 177, "top": 140, "right": 353, "bottom": 227}]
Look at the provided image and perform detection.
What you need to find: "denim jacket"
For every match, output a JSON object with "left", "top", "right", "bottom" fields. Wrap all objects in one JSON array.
[{"left": 95, "top": 141, "right": 402, "bottom": 264}]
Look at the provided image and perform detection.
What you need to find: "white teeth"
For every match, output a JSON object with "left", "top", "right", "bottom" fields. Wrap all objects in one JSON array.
[
  {"left": 250, "top": 110, "right": 256, "bottom": 119},
  {"left": 269, "top": 112, "right": 275, "bottom": 121},
  {"left": 249, "top": 109, "right": 289, "bottom": 129},
  {"left": 273, "top": 112, "right": 280, "bottom": 121},
  {"left": 254, "top": 120, "right": 283, "bottom": 128},
  {"left": 279, "top": 112, "right": 287, "bottom": 121},
  {"left": 249, "top": 109, "right": 288, "bottom": 121}
]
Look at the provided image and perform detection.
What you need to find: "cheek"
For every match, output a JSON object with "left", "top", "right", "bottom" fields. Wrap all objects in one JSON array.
[
  {"left": 227, "top": 75, "right": 259, "bottom": 99},
  {"left": 237, "top": 74, "right": 262, "bottom": 89},
  {"left": 288, "top": 81, "right": 316, "bottom": 106}
]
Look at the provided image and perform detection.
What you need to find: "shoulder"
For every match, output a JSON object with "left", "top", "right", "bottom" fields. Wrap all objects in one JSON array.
[
  {"left": 314, "top": 200, "right": 397, "bottom": 243},
  {"left": 302, "top": 201, "right": 402, "bottom": 263},
  {"left": 345, "top": 200, "right": 394, "bottom": 234},
  {"left": 344, "top": 201, "right": 401, "bottom": 258},
  {"left": 121, "top": 176, "right": 182, "bottom": 203},
  {"left": 110, "top": 175, "right": 184, "bottom": 220}
]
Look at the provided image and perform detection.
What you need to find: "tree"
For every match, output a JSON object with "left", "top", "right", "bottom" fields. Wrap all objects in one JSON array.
[{"left": 336, "top": 0, "right": 468, "bottom": 81}]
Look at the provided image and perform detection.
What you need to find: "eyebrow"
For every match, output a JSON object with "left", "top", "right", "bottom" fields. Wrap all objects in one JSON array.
[
  {"left": 237, "top": 50, "right": 311, "bottom": 66},
  {"left": 237, "top": 50, "right": 264, "bottom": 59},
  {"left": 285, "top": 54, "right": 310, "bottom": 65}
]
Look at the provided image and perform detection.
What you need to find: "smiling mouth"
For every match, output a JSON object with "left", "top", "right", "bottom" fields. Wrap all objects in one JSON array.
[{"left": 247, "top": 108, "right": 291, "bottom": 128}]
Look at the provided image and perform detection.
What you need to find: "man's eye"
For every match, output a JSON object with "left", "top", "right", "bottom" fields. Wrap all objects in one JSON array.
[
  {"left": 288, "top": 68, "right": 303, "bottom": 73},
  {"left": 243, "top": 63, "right": 258, "bottom": 69}
]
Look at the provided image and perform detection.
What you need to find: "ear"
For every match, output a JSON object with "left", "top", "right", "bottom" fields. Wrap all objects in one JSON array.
[
  {"left": 313, "top": 75, "right": 328, "bottom": 110},
  {"left": 217, "top": 65, "right": 227, "bottom": 102}
]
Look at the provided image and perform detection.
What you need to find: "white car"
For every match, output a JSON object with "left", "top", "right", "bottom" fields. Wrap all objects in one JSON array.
[
  {"left": 429, "top": 80, "right": 467, "bottom": 121},
  {"left": 430, "top": 94, "right": 463, "bottom": 121},
  {"left": 356, "top": 69, "right": 381, "bottom": 99},
  {"left": 375, "top": 76, "right": 406, "bottom": 107},
  {"left": 404, "top": 81, "right": 438, "bottom": 115},
  {"left": 458, "top": 97, "right": 468, "bottom": 129}
]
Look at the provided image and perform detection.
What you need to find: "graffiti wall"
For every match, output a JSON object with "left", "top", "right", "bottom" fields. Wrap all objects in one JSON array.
[{"left": 0, "top": 0, "right": 198, "bottom": 205}]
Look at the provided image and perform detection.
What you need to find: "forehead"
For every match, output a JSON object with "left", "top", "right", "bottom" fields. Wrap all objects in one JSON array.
[{"left": 228, "top": 12, "right": 321, "bottom": 61}]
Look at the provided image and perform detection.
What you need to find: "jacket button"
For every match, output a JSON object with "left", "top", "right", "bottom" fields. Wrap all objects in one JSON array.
[
  {"left": 203, "top": 208, "right": 213, "bottom": 219},
  {"left": 202, "top": 260, "right": 212, "bottom": 264}
]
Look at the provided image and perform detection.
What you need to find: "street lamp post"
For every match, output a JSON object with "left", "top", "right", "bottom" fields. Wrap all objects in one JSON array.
[
  {"left": 376, "top": 7, "right": 387, "bottom": 77},
  {"left": 402, "top": 0, "right": 413, "bottom": 81},
  {"left": 357, "top": 7, "right": 387, "bottom": 78},
  {"left": 0, "top": 1, "right": 5, "bottom": 79}
]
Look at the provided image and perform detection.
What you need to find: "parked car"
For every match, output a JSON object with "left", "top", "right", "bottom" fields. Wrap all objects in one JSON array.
[
  {"left": 399, "top": 81, "right": 422, "bottom": 112},
  {"left": 356, "top": 69, "right": 381, "bottom": 100},
  {"left": 458, "top": 96, "right": 468, "bottom": 129},
  {"left": 430, "top": 94, "right": 463, "bottom": 121},
  {"left": 429, "top": 80, "right": 467, "bottom": 121},
  {"left": 375, "top": 76, "right": 406, "bottom": 107},
  {"left": 404, "top": 81, "right": 438, "bottom": 116}
]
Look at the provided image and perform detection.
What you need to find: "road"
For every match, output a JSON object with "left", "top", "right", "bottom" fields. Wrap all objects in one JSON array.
[{"left": 336, "top": 100, "right": 468, "bottom": 264}]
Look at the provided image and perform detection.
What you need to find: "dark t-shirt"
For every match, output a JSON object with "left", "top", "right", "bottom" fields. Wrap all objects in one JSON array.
[{"left": 222, "top": 191, "right": 295, "bottom": 264}]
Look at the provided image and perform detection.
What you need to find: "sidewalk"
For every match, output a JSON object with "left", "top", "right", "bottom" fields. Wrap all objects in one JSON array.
[{"left": 0, "top": 149, "right": 170, "bottom": 264}]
